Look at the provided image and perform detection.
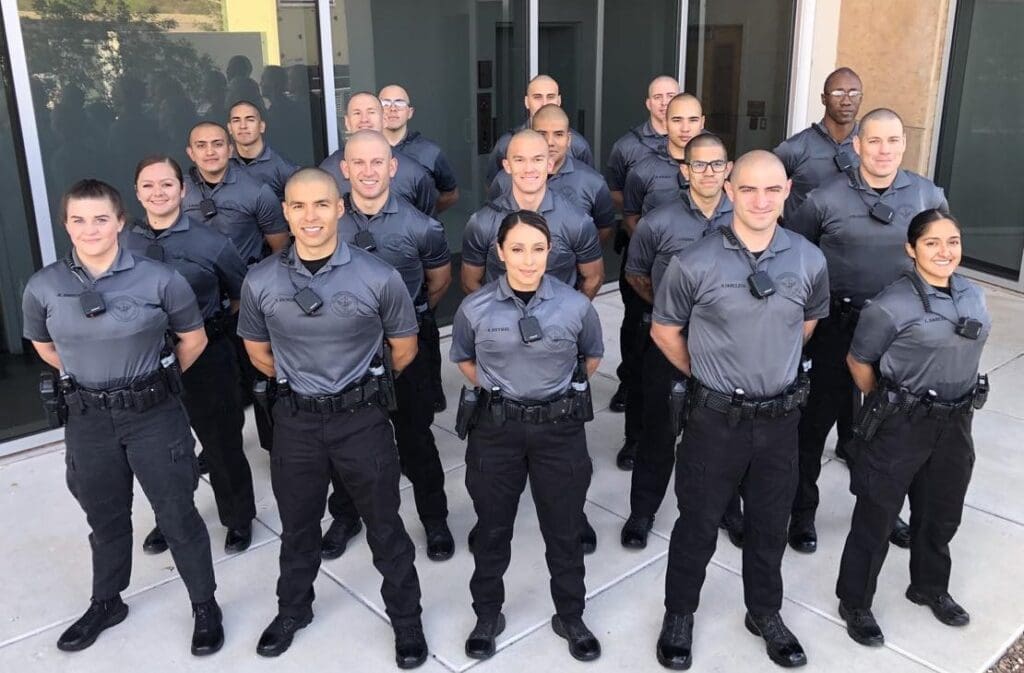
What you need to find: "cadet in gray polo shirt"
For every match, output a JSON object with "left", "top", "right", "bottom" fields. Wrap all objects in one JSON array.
[
  {"left": 650, "top": 151, "right": 828, "bottom": 670},
  {"left": 319, "top": 91, "right": 436, "bottom": 216},
  {"left": 620, "top": 133, "right": 735, "bottom": 552},
  {"left": 238, "top": 168, "right": 428, "bottom": 667},
  {"left": 463, "top": 130, "right": 604, "bottom": 298},
  {"left": 321, "top": 130, "right": 455, "bottom": 564},
  {"left": 836, "top": 210, "right": 989, "bottom": 647},
  {"left": 621, "top": 93, "right": 705, "bottom": 233},
  {"left": 183, "top": 121, "right": 290, "bottom": 265},
  {"left": 489, "top": 104, "right": 615, "bottom": 242},
  {"left": 774, "top": 67, "right": 863, "bottom": 222},
  {"left": 228, "top": 99, "right": 299, "bottom": 200},
  {"left": 450, "top": 210, "right": 604, "bottom": 663},
  {"left": 22, "top": 179, "right": 222, "bottom": 656},
  {"left": 485, "top": 75, "right": 593, "bottom": 185},
  {"left": 785, "top": 108, "right": 948, "bottom": 555},
  {"left": 123, "top": 154, "right": 256, "bottom": 560},
  {"left": 380, "top": 84, "right": 460, "bottom": 214}
]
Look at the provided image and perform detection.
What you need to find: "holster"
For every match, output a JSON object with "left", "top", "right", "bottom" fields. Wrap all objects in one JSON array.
[
  {"left": 277, "top": 379, "right": 296, "bottom": 414},
  {"left": 455, "top": 386, "right": 481, "bottom": 439},
  {"left": 614, "top": 226, "right": 629, "bottom": 254},
  {"left": 375, "top": 343, "right": 398, "bottom": 412},
  {"left": 972, "top": 374, "right": 989, "bottom": 410},
  {"left": 669, "top": 377, "right": 690, "bottom": 437},
  {"left": 569, "top": 356, "right": 594, "bottom": 422},
  {"left": 852, "top": 389, "right": 898, "bottom": 441},
  {"left": 38, "top": 372, "right": 67, "bottom": 428},
  {"left": 252, "top": 376, "right": 277, "bottom": 414},
  {"left": 160, "top": 335, "right": 184, "bottom": 395}
]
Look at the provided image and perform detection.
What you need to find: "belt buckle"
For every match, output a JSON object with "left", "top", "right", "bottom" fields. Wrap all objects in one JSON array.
[{"left": 523, "top": 404, "right": 542, "bottom": 424}]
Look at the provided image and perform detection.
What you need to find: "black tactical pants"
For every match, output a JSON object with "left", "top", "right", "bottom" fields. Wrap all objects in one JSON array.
[
  {"left": 64, "top": 396, "right": 216, "bottom": 603},
  {"left": 666, "top": 406, "right": 800, "bottom": 616},
  {"left": 836, "top": 411, "right": 973, "bottom": 608},
  {"left": 182, "top": 335, "right": 255, "bottom": 529},
  {"left": 630, "top": 337, "right": 678, "bottom": 517},
  {"left": 793, "top": 314, "right": 856, "bottom": 520},
  {"left": 465, "top": 413, "right": 592, "bottom": 620},
  {"left": 618, "top": 254, "right": 647, "bottom": 444},
  {"left": 327, "top": 329, "right": 448, "bottom": 526},
  {"left": 271, "top": 403, "right": 422, "bottom": 625},
  {"left": 228, "top": 325, "right": 274, "bottom": 451}
]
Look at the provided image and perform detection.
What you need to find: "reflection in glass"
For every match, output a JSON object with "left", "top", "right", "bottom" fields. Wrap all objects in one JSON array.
[{"left": 17, "top": 0, "right": 325, "bottom": 254}]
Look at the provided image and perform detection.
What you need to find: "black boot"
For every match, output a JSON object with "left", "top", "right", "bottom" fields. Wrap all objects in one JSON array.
[
  {"left": 905, "top": 587, "right": 970, "bottom": 626},
  {"left": 57, "top": 596, "right": 129, "bottom": 652},
  {"left": 321, "top": 518, "right": 363, "bottom": 560},
  {"left": 191, "top": 598, "right": 225, "bottom": 656},
  {"left": 656, "top": 611, "right": 693, "bottom": 670},
  {"left": 424, "top": 519, "right": 455, "bottom": 561},
  {"left": 394, "top": 622, "right": 429, "bottom": 669},
  {"left": 889, "top": 516, "right": 911, "bottom": 548},
  {"left": 616, "top": 439, "right": 637, "bottom": 470},
  {"left": 609, "top": 384, "right": 627, "bottom": 413},
  {"left": 224, "top": 523, "right": 253, "bottom": 554},
  {"left": 142, "top": 526, "right": 168, "bottom": 554},
  {"left": 744, "top": 612, "right": 807, "bottom": 668},
  {"left": 787, "top": 514, "right": 817, "bottom": 554},
  {"left": 838, "top": 602, "right": 884, "bottom": 646},
  {"left": 581, "top": 518, "right": 597, "bottom": 555},
  {"left": 256, "top": 613, "right": 313, "bottom": 657},
  {"left": 620, "top": 514, "right": 654, "bottom": 549},
  {"left": 465, "top": 613, "right": 506, "bottom": 660},
  {"left": 551, "top": 615, "right": 601, "bottom": 662}
]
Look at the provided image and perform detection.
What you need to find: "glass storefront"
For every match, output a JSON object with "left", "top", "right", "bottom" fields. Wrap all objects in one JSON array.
[{"left": 936, "top": 0, "right": 1024, "bottom": 280}]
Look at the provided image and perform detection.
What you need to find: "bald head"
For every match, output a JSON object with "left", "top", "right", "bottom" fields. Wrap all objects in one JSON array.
[
  {"left": 648, "top": 75, "right": 680, "bottom": 97},
  {"left": 858, "top": 108, "right": 904, "bottom": 137},
  {"left": 667, "top": 93, "right": 702, "bottom": 116},
  {"left": 725, "top": 151, "right": 790, "bottom": 233},
  {"left": 531, "top": 104, "right": 569, "bottom": 128},
  {"left": 508, "top": 128, "right": 547, "bottom": 154},
  {"left": 730, "top": 150, "right": 786, "bottom": 184},
  {"left": 284, "top": 167, "right": 339, "bottom": 201},
  {"left": 379, "top": 84, "right": 410, "bottom": 102},
  {"left": 824, "top": 67, "right": 861, "bottom": 93},
  {"left": 525, "top": 75, "right": 561, "bottom": 117},
  {"left": 344, "top": 129, "right": 392, "bottom": 159}
]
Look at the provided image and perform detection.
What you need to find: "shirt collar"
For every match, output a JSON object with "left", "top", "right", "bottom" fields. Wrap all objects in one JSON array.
[
  {"left": 190, "top": 163, "right": 238, "bottom": 188},
  {"left": 853, "top": 168, "right": 911, "bottom": 194},
  {"left": 70, "top": 244, "right": 136, "bottom": 279},
  {"left": 284, "top": 240, "right": 353, "bottom": 276},
  {"left": 915, "top": 271, "right": 970, "bottom": 300},
  {"left": 720, "top": 223, "right": 792, "bottom": 257},
  {"left": 682, "top": 191, "right": 733, "bottom": 219},
  {"left": 132, "top": 211, "right": 192, "bottom": 239},
  {"left": 639, "top": 120, "right": 662, "bottom": 138},
  {"left": 496, "top": 273, "right": 555, "bottom": 303},
  {"left": 395, "top": 130, "right": 420, "bottom": 149},
  {"left": 552, "top": 154, "right": 575, "bottom": 177},
  {"left": 346, "top": 191, "right": 400, "bottom": 218},
  {"left": 494, "top": 187, "right": 554, "bottom": 214},
  {"left": 812, "top": 120, "right": 858, "bottom": 145}
]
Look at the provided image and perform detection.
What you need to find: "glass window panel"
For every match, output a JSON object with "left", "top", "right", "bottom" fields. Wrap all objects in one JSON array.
[
  {"left": 16, "top": 0, "right": 326, "bottom": 255},
  {"left": 0, "top": 21, "right": 47, "bottom": 441}
]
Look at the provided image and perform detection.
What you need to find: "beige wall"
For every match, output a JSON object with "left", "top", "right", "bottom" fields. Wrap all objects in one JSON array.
[{"left": 835, "top": 0, "right": 951, "bottom": 174}]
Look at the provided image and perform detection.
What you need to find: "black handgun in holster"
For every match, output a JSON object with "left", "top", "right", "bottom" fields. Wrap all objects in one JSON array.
[
  {"left": 39, "top": 372, "right": 68, "bottom": 428},
  {"left": 972, "top": 374, "right": 989, "bottom": 410},
  {"left": 487, "top": 387, "right": 505, "bottom": 425},
  {"left": 373, "top": 342, "right": 398, "bottom": 412},
  {"left": 852, "top": 388, "right": 898, "bottom": 441},
  {"left": 790, "top": 357, "right": 813, "bottom": 409},
  {"left": 455, "top": 386, "right": 481, "bottom": 439},
  {"left": 727, "top": 389, "right": 746, "bottom": 428},
  {"left": 668, "top": 377, "right": 690, "bottom": 437},
  {"left": 275, "top": 378, "right": 296, "bottom": 414},
  {"left": 252, "top": 376, "right": 277, "bottom": 414},
  {"left": 569, "top": 356, "right": 594, "bottom": 422},
  {"left": 160, "top": 334, "right": 184, "bottom": 395}
]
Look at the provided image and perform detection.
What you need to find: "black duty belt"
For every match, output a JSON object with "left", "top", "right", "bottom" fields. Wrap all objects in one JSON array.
[
  {"left": 880, "top": 380, "right": 977, "bottom": 419},
  {"left": 292, "top": 378, "right": 383, "bottom": 414},
  {"left": 480, "top": 389, "right": 577, "bottom": 424},
  {"left": 76, "top": 370, "right": 171, "bottom": 411},
  {"left": 691, "top": 379, "right": 807, "bottom": 421}
]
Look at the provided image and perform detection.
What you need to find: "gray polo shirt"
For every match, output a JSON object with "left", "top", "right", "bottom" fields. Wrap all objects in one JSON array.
[
  {"left": 230, "top": 144, "right": 300, "bottom": 200},
  {"left": 851, "top": 272, "right": 990, "bottom": 400},
  {"left": 605, "top": 121, "right": 667, "bottom": 191},
  {"left": 450, "top": 274, "right": 604, "bottom": 402},
  {"left": 774, "top": 122, "right": 859, "bottom": 222},
  {"left": 320, "top": 144, "right": 437, "bottom": 216},
  {"left": 237, "top": 241, "right": 418, "bottom": 396},
  {"left": 394, "top": 131, "right": 458, "bottom": 193},
  {"left": 182, "top": 163, "right": 288, "bottom": 265},
  {"left": 121, "top": 213, "right": 247, "bottom": 320},
  {"left": 488, "top": 155, "right": 616, "bottom": 229},
  {"left": 339, "top": 192, "right": 450, "bottom": 302},
  {"left": 462, "top": 189, "right": 603, "bottom": 288},
  {"left": 22, "top": 246, "right": 203, "bottom": 389},
  {"left": 654, "top": 226, "right": 830, "bottom": 398},
  {"left": 623, "top": 151, "right": 687, "bottom": 216},
  {"left": 626, "top": 191, "right": 733, "bottom": 294},
  {"left": 786, "top": 169, "right": 948, "bottom": 307},
  {"left": 486, "top": 122, "right": 594, "bottom": 184}
]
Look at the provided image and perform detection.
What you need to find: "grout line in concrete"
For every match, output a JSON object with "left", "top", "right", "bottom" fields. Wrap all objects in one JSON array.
[
  {"left": 976, "top": 622, "right": 1024, "bottom": 673},
  {"left": 988, "top": 351, "right": 1024, "bottom": 374},
  {"left": 962, "top": 501, "right": 1024, "bottom": 528}
]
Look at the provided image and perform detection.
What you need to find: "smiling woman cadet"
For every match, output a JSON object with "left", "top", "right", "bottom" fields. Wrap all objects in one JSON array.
[
  {"left": 21, "top": 179, "right": 223, "bottom": 656},
  {"left": 836, "top": 209, "right": 991, "bottom": 647},
  {"left": 450, "top": 210, "right": 604, "bottom": 663}
]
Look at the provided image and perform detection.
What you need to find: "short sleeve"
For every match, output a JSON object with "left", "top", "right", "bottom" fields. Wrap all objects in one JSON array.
[
  {"left": 625, "top": 216, "right": 657, "bottom": 277},
  {"left": 604, "top": 139, "right": 628, "bottom": 191},
  {"left": 487, "top": 172, "right": 510, "bottom": 202},
  {"left": 571, "top": 215, "right": 603, "bottom": 264},
  {"left": 21, "top": 280, "right": 51, "bottom": 342},
  {"left": 418, "top": 217, "right": 451, "bottom": 269},
  {"left": 572, "top": 134, "right": 594, "bottom": 167},
  {"left": 236, "top": 276, "right": 270, "bottom": 341},
  {"left": 412, "top": 170, "right": 437, "bottom": 215},
  {"left": 653, "top": 255, "right": 695, "bottom": 327},
  {"left": 786, "top": 190, "right": 823, "bottom": 243},
  {"left": 163, "top": 270, "right": 204, "bottom": 332},
  {"left": 577, "top": 302, "right": 604, "bottom": 358},
  {"left": 804, "top": 254, "right": 831, "bottom": 320},
  {"left": 448, "top": 303, "right": 477, "bottom": 363},
  {"left": 214, "top": 238, "right": 248, "bottom": 300},
  {"left": 773, "top": 136, "right": 800, "bottom": 176},
  {"left": 273, "top": 157, "right": 300, "bottom": 200},
  {"left": 849, "top": 301, "right": 899, "bottom": 365},
  {"left": 432, "top": 151, "right": 458, "bottom": 192},
  {"left": 379, "top": 269, "right": 419, "bottom": 337},
  {"left": 461, "top": 211, "right": 491, "bottom": 268},
  {"left": 591, "top": 180, "right": 617, "bottom": 228},
  {"left": 255, "top": 183, "right": 288, "bottom": 235},
  {"left": 622, "top": 170, "right": 646, "bottom": 215}
]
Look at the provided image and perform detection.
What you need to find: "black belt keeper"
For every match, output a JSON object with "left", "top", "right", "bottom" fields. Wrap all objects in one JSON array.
[
  {"left": 75, "top": 370, "right": 172, "bottom": 412},
  {"left": 480, "top": 390, "right": 577, "bottom": 425},
  {"left": 292, "top": 378, "right": 383, "bottom": 414},
  {"left": 691, "top": 379, "right": 805, "bottom": 421}
]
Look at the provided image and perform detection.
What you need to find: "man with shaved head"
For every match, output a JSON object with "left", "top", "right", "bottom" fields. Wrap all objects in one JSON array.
[
  {"left": 485, "top": 75, "right": 594, "bottom": 184},
  {"left": 319, "top": 92, "right": 437, "bottom": 216},
  {"left": 650, "top": 150, "right": 829, "bottom": 669},
  {"left": 786, "top": 108, "right": 948, "bottom": 558},
  {"left": 489, "top": 104, "right": 615, "bottom": 241},
  {"left": 319, "top": 130, "right": 455, "bottom": 564},
  {"left": 775, "top": 67, "right": 864, "bottom": 222},
  {"left": 379, "top": 84, "right": 459, "bottom": 214},
  {"left": 239, "top": 166, "right": 429, "bottom": 666}
]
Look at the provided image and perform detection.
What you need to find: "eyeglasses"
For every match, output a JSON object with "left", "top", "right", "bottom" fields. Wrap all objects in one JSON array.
[
  {"left": 826, "top": 89, "right": 863, "bottom": 100},
  {"left": 684, "top": 159, "right": 728, "bottom": 173},
  {"left": 379, "top": 99, "right": 410, "bottom": 109}
]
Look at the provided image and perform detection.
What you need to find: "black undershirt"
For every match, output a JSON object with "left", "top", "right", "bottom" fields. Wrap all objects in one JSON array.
[
  {"left": 931, "top": 284, "right": 953, "bottom": 296},
  {"left": 237, "top": 155, "right": 257, "bottom": 165},
  {"left": 513, "top": 289, "right": 536, "bottom": 305},
  {"left": 204, "top": 180, "right": 219, "bottom": 190},
  {"left": 751, "top": 249, "right": 766, "bottom": 260},
  {"left": 301, "top": 255, "right": 333, "bottom": 275}
]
